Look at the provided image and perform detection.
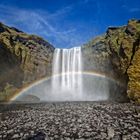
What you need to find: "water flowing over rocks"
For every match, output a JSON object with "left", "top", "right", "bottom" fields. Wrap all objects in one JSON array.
[
  {"left": 51, "top": 47, "right": 83, "bottom": 101},
  {"left": 0, "top": 102, "right": 139, "bottom": 139},
  {"left": 0, "top": 19, "right": 140, "bottom": 102}
]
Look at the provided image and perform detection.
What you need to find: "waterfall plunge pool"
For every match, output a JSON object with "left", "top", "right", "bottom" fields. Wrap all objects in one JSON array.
[{"left": 13, "top": 73, "right": 127, "bottom": 103}]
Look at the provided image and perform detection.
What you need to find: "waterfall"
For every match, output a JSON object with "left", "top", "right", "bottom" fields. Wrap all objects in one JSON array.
[
  {"left": 14, "top": 47, "right": 126, "bottom": 102},
  {"left": 51, "top": 47, "right": 83, "bottom": 101}
]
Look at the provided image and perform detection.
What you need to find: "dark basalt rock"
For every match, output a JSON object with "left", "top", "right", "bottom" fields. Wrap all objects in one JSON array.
[
  {"left": 17, "top": 94, "right": 40, "bottom": 103},
  {"left": 0, "top": 26, "right": 5, "bottom": 33},
  {"left": 10, "top": 27, "right": 23, "bottom": 33},
  {"left": 27, "top": 132, "right": 48, "bottom": 140}
]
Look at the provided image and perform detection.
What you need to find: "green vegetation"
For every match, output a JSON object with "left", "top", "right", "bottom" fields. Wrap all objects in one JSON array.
[{"left": 0, "top": 83, "right": 17, "bottom": 101}]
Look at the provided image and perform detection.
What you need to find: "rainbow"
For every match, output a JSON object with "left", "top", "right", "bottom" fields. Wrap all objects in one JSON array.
[{"left": 10, "top": 71, "right": 124, "bottom": 102}]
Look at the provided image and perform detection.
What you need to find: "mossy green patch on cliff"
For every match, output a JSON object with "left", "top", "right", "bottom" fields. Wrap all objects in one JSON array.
[{"left": 0, "top": 83, "right": 17, "bottom": 101}]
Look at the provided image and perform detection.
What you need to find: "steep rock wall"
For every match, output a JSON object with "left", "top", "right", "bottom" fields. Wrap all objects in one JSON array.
[
  {"left": 82, "top": 19, "right": 140, "bottom": 103},
  {"left": 0, "top": 22, "right": 54, "bottom": 101}
]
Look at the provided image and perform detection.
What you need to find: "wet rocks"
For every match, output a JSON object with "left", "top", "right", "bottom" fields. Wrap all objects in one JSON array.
[
  {"left": 26, "top": 131, "right": 49, "bottom": 140},
  {"left": 0, "top": 102, "right": 139, "bottom": 139},
  {"left": 107, "top": 127, "right": 114, "bottom": 138}
]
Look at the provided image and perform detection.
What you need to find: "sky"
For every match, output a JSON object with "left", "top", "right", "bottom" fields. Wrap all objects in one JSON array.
[{"left": 0, "top": 0, "right": 140, "bottom": 48}]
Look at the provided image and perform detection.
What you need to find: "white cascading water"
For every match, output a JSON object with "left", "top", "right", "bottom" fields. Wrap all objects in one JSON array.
[
  {"left": 51, "top": 47, "right": 83, "bottom": 100},
  {"left": 14, "top": 45, "right": 125, "bottom": 102}
]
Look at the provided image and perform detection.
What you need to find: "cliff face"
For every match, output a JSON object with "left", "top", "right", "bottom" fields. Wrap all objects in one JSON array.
[
  {"left": 82, "top": 19, "right": 140, "bottom": 103},
  {"left": 0, "top": 22, "right": 54, "bottom": 101},
  {"left": 0, "top": 20, "right": 140, "bottom": 103}
]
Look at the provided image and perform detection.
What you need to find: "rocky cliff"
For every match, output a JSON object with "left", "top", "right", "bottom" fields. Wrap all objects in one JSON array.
[
  {"left": 82, "top": 19, "right": 140, "bottom": 103},
  {"left": 0, "top": 19, "right": 140, "bottom": 103},
  {"left": 0, "top": 22, "right": 54, "bottom": 101}
]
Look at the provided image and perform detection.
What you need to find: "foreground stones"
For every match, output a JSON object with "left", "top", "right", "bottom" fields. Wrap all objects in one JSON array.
[{"left": 0, "top": 102, "right": 140, "bottom": 140}]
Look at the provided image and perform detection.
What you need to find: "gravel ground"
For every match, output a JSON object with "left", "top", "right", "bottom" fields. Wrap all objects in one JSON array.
[{"left": 0, "top": 102, "right": 140, "bottom": 140}]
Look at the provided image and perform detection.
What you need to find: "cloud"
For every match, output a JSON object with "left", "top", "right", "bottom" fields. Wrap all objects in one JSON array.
[
  {"left": 0, "top": 4, "right": 82, "bottom": 48},
  {"left": 47, "top": 5, "right": 73, "bottom": 19}
]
